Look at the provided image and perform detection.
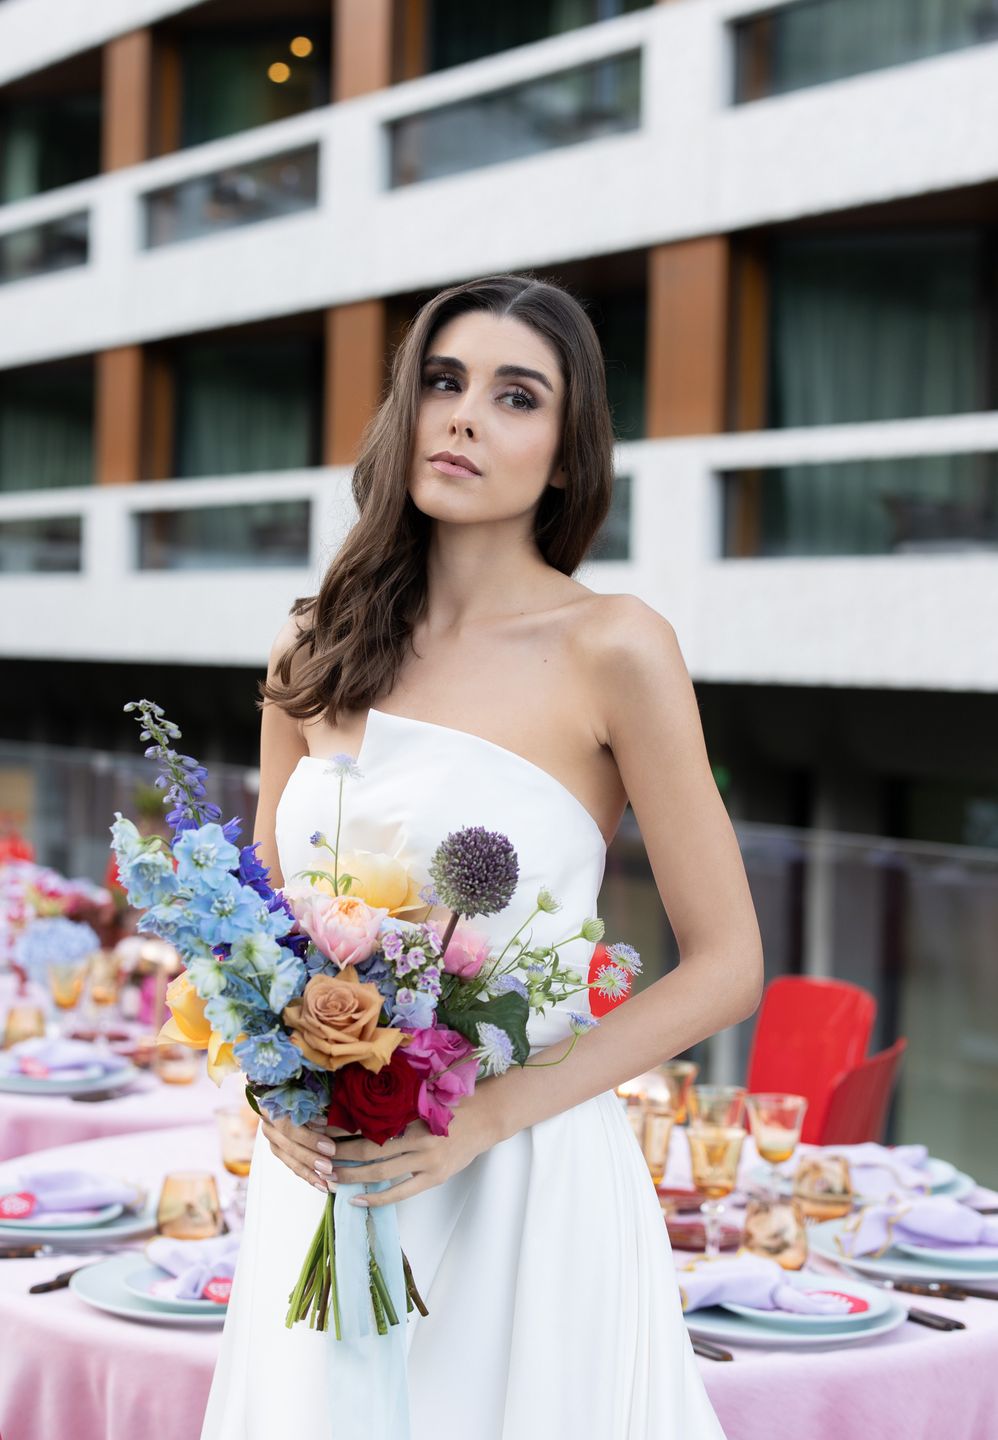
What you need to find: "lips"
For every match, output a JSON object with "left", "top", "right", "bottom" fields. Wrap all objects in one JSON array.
[{"left": 429, "top": 451, "right": 481, "bottom": 477}]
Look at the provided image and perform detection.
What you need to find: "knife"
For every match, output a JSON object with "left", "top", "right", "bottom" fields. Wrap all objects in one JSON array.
[
  {"left": 690, "top": 1337, "right": 734, "bottom": 1361},
  {"left": 29, "top": 1266, "right": 87, "bottom": 1294}
]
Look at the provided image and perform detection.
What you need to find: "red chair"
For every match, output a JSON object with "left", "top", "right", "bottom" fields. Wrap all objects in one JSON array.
[
  {"left": 814, "top": 1038, "right": 908, "bottom": 1145},
  {"left": 746, "top": 976, "right": 876, "bottom": 1143},
  {"left": 588, "top": 942, "right": 632, "bottom": 1018}
]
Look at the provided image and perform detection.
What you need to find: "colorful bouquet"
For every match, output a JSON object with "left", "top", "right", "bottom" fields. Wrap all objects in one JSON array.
[{"left": 110, "top": 699, "right": 640, "bottom": 1342}]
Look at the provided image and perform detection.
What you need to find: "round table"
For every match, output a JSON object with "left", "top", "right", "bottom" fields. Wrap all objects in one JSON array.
[{"left": 1, "top": 1126, "right": 997, "bottom": 1440}]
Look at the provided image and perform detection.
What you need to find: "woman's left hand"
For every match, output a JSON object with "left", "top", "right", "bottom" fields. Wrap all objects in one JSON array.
[{"left": 308, "top": 1088, "right": 504, "bottom": 1209}]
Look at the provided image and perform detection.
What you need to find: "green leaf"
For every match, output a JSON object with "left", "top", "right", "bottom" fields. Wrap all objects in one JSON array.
[
  {"left": 437, "top": 991, "right": 530, "bottom": 1066},
  {"left": 244, "top": 1083, "right": 262, "bottom": 1117}
]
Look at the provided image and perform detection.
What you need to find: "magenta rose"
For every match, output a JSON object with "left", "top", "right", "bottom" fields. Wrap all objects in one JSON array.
[
  {"left": 426, "top": 919, "right": 491, "bottom": 979},
  {"left": 284, "top": 889, "right": 388, "bottom": 970},
  {"left": 403, "top": 1022, "right": 477, "bottom": 1136}
]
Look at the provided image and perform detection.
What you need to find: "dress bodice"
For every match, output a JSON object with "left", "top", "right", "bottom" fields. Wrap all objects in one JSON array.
[{"left": 275, "top": 708, "right": 607, "bottom": 1049}]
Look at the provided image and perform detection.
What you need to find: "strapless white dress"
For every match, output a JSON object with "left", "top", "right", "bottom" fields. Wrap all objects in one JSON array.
[{"left": 200, "top": 709, "right": 726, "bottom": 1440}]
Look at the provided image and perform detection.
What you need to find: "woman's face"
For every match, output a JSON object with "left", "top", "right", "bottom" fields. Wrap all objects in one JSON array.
[{"left": 407, "top": 310, "right": 566, "bottom": 530}]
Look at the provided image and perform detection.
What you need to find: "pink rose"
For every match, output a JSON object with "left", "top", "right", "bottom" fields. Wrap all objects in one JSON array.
[
  {"left": 285, "top": 890, "right": 387, "bottom": 970},
  {"left": 403, "top": 1022, "right": 477, "bottom": 1137},
  {"left": 427, "top": 920, "right": 491, "bottom": 979}
]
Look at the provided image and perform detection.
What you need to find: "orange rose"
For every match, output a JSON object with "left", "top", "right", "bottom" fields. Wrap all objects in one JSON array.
[{"left": 281, "top": 965, "right": 403, "bottom": 1073}]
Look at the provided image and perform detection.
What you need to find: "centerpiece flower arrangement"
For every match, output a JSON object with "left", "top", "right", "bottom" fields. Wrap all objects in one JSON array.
[
  {"left": 2, "top": 857, "right": 111, "bottom": 991},
  {"left": 110, "top": 699, "right": 640, "bottom": 1341}
]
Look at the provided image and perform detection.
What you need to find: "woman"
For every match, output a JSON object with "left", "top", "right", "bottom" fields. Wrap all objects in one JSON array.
[{"left": 201, "top": 274, "right": 763, "bottom": 1438}]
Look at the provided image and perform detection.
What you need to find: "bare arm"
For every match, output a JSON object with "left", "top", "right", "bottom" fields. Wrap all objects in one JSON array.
[{"left": 254, "top": 616, "right": 310, "bottom": 887}]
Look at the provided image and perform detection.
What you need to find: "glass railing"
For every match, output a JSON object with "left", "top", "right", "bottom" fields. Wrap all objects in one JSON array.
[
  {"left": 587, "top": 474, "right": 632, "bottom": 561},
  {"left": 389, "top": 50, "right": 642, "bottom": 186},
  {"left": 721, "top": 452, "right": 998, "bottom": 558},
  {"left": 134, "top": 499, "right": 310, "bottom": 570},
  {"left": 733, "top": 0, "right": 998, "bottom": 103},
  {"left": 0, "top": 515, "right": 82, "bottom": 572},
  {"left": 143, "top": 145, "right": 320, "bottom": 249},
  {"left": 0, "top": 211, "right": 88, "bottom": 286}
]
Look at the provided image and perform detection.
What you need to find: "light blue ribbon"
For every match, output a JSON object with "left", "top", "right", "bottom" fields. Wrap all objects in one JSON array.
[{"left": 327, "top": 1161, "right": 412, "bottom": 1438}]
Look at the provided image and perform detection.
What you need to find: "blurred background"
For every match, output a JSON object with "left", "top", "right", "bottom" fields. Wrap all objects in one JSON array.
[{"left": 0, "top": 0, "right": 996, "bottom": 1179}]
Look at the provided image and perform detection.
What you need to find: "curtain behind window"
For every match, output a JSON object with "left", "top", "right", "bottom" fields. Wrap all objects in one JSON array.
[{"left": 0, "top": 366, "right": 94, "bottom": 492}]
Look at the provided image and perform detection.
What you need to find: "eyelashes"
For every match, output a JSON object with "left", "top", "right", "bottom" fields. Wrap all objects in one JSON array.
[{"left": 422, "top": 371, "right": 538, "bottom": 412}]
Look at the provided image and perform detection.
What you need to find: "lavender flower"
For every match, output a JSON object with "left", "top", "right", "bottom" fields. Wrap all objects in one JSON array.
[
  {"left": 568, "top": 1011, "right": 599, "bottom": 1035},
  {"left": 428, "top": 826, "right": 519, "bottom": 919},
  {"left": 592, "top": 963, "right": 630, "bottom": 999},
  {"left": 323, "top": 754, "right": 361, "bottom": 781},
  {"left": 607, "top": 941, "right": 642, "bottom": 976},
  {"left": 473, "top": 1022, "right": 514, "bottom": 1077},
  {"left": 489, "top": 974, "right": 529, "bottom": 1000}
]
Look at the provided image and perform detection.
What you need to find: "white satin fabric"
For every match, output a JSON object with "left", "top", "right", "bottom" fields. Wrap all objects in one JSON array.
[{"left": 200, "top": 709, "right": 727, "bottom": 1440}]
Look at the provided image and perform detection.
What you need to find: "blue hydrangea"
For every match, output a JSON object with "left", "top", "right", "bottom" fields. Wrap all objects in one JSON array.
[
  {"left": 173, "top": 823, "right": 240, "bottom": 890},
  {"left": 392, "top": 986, "right": 437, "bottom": 1030},
  {"left": 17, "top": 917, "right": 99, "bottom": 971},
  {"left": 234, "top": 1027, "right": 303, "bottom": 1085}
]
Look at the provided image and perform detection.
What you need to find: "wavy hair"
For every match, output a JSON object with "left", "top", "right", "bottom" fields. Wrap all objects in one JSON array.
[{"left": 261, "top": 272, "right": 616, "bottom": 724}]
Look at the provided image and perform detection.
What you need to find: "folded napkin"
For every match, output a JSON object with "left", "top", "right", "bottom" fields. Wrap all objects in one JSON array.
[
  {"left": 145, "top": 1232, "right": 242, "bottom": 1301},
  {"left": 0, "top": 1037, "right": 129, "bottom": 1080},
  {"left": 839, "top": 1194, "right": 998, "bottom": 1258},
  {"left": 678, "top": 1254, "right": 853, "bottom": 1315},
  {"left": 0, "top": 1167, "right": 144, "bottom": 1222},
  {"left": 794, "top": 1142, "right": 931, "bottom": 1199}
]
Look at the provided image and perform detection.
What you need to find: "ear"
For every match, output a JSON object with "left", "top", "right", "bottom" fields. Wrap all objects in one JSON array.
[{"left": 549, "top": 462, "right": 567, "bottom": 491}]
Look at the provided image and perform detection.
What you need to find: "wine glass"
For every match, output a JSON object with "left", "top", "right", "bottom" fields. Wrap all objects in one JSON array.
[
  {"left": 745, "top": 1093, "right": 808, "bottom": 1196},
  {"left": 156, "top": 1171, "right": 223, "bottom": 1240},
  {"left": 87, "top": 949, "right": 122, "bottom": 1035},
  {"left": 657, "top": 1060, "right": 699, "bottom": 1124},
  {"left": 46, "top": 956, "right": 92, "bottom": 1035},
  {"left": 215, "top": 1103, "right": 260, "bottom": 1220},
  {"left": 686, "top": 1085, "right": 747, "bottom": 1258}
]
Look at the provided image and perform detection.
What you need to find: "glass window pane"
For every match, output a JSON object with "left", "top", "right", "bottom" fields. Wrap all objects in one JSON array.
[
  {"left": 173, "top": 337, "right": 322, "bottom": 478},
  {"left": 0, "top": 94, "right": 100, "bottom": 202},
  {"left": 722, "top": 452, "right": 998, "bottom": 558},
  {"left": 424, "top": 0, "right": 649, "bottom": 73},
  {"left": 390, "top": 51, "right": 642, "bottom": 187},
  {"left": 180, "top": 26, "right": 330, "bottom": 147},
  {"left": 0, "top": 363, "right": 94, "bottom": 492},
  {"left": 135, "top": 500, "right": 311, "bottom": 570},
  {"left": 768, "top": 233, "right": 990, "bottom": 428},
  {"left": 0, "top": 212, "right": 89, "bottom": 286},
  {"left": 143, "top": 145, "right": 319, "bottom": 249},
  {"left": 0, "top": 515, "right": 82, "bottom": 572},
  {"left": 733, "top": 0, "right": 998, "bottom": 103}
]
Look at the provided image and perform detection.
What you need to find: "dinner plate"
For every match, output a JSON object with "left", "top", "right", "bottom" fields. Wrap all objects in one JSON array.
[
  {"left": 123, "top": 1263, "right": 229, "bottom": 1314},
  {"left": 809, "top": 1217, "right": 998, "bottom": 1284},
  {"left": 721, "top": 1272, "right": 892, "bottom": 1329},
  {"left": 0, "top": 1201, "right": 124, "bottom": 1230},
  {"left": 0, "top": 1201, "right": 157, "bottom": 1247},
  {"left": 70, "top": 1253, "right": 227, "bottom": 1327},
  {"left": 686, "top": 1294, "right": 907, "bottom": 1348},
  {"left": 752, "top": 1153, "right": 958, "bottom": 1201},
  {"left": 0, "top": 1062, "right": 140, "bottom": 1098},
  {"left": 895, "top": 1240, "right": 998, "bottom": 1266}
]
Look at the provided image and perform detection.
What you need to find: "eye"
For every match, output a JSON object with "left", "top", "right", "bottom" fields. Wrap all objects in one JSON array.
[
  {"left": 421, "top": 370, "right": 537, "bottom": 411},
  {"left": 502, "top": 386, "right": 537, "bottom": 412}
]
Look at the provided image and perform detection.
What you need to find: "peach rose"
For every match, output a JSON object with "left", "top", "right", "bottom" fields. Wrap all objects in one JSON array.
[
  {"left": 281, "top": 965, "right": 403, "bottom": 1073},
  {"left": 284, "top": 890, "right": 387, "bottom": 969}
]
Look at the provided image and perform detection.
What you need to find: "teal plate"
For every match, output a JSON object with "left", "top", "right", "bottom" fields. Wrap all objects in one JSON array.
[
  {"left": 686, "top": 1293, "right": 907, "bottom": 1348},
  {"left": 809, "top": 1216, "right": 998, "bottom": 1283},
  {"left": 123, "top": 1262, "right": 229, "bottom": 1315},
  {"left": 0, "top": 1201, "right": 157, "bottom": 1247},
  {"left": 71, "top": 1253, "right": 227, "bottom": 1327},
  {"left": 0, "top": 1063, "right": 140, "bottom": 1098},
  {"left": 721, "top": 1271, "right": 893, "bottom": 1330}
]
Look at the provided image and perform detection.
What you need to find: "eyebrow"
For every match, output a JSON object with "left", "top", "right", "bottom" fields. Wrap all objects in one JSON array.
[{"left": 422, "top": 353, "right": 554, "bottom": 394}]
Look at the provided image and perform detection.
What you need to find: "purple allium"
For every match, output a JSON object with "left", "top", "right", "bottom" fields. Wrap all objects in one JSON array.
[{"left": 428, "top": 826, "right": 519, "bottom": 919}]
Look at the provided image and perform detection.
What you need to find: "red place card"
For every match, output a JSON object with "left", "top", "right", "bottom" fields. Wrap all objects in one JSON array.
[
  {"left": 803, "top": 1288, "right": 870, "bottom": 1314},
  {"left": 0, "top": 1192, "right": 38, "bottom": 1220},
  {"left": 202, "top": 1277, "right": 232, "bottom": 1305}
]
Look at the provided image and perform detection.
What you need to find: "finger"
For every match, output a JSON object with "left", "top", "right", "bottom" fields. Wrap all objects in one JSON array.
[
  {"left": 261, "top": 1127, "right": 330, "bottom": 1193},
  {"left": 262, "top": 1120, "right": 333, "bottom": 1179},
  {"left": 351, "top": 1176, "right": 426, "bottom": 1208}
]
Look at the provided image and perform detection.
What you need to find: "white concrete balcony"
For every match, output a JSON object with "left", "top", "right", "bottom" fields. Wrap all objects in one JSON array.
[
  {"left": 0, "top": 0, "right": 997, "bottom": 368},
  {"left": 2, "top": 412, "right": 997, "bottom": 690}
]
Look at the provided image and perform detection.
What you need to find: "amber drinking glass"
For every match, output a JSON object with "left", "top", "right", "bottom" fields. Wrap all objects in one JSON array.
[
  {"left": 2, "top": 1005, "right": 47, "bottom": 1048},
  {"left": 687, "top": 1085, "right": 747, "bottom": 1259},
  {"left": 154, "top": 1042, "right": 200, "bottom": 1085},
  {"left": 215, "top": 1103, "right": 260, "bottom": 1219},
  {"left": 741, "top": 1194, "right": 809, "bottom": 1270},
  {"left": 156, "top": 1171, "right": 223, "bottom": 1240},
  {"left": 745, "top": 1093, "right": 808, "bottom": 1196},
  {"left": 657, "top": 1061, "right": 699, "bottom": 1125}
]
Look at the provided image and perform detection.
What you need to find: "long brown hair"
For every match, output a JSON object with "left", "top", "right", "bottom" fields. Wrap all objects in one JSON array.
[{"left": 261, "top": 272, "right": 616, "bottom": 724}]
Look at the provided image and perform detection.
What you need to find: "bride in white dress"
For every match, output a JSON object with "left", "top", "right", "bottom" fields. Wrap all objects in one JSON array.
[{"left": 200, "top": 274, "right": 763, "bottom": 1439}]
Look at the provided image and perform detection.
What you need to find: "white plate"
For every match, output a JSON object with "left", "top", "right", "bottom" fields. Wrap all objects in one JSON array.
[
  {"left": 751, "top": 1153, "right": 958, "bottom": 1201},
  {"left": 123, "top": 1262, "right": 229, "bottom": 1314},
  {"left": 70, "top": 1253, "right": 227, "bottom": 1327},
  {"left": 722, "top": 1272, "right": 892, "bottom": 1329},
  {"left": 895, "top": 1240, "right": 998, "bottom": 1266},
  {"left": 0, "top": 1202, "right": 157, "bottom": 1247},
  {"left": 809, "top": 1216, "right": 998, "bottom": 1284},
  {"left": 0, "top": 1201, "right": 123, "bottom": 1230},
  {"left": 687, "top": 1294, "right": 907, "bottom": 1349},
  {"left": 0, "top": 1063, "right": 140, "bottom": 1098}
]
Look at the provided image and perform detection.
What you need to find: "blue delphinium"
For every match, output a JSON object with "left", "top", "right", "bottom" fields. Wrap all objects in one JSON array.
[
  {"left": 257, "top": 1069, "right": 329, "bottom": 1126},
  {"left": 117, "top": 848, "right": 178, "bottom": 908},
  {"left": 173, "top": 824, "right": 240, "bottom": 890},
  {"left": 234, "top": 1027, "right": 303, "bottom": 1085}
]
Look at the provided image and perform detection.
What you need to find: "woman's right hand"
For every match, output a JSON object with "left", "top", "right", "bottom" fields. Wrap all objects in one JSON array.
[{"left": 260, "top": 1112, "right": 338, "bottom": 1193}]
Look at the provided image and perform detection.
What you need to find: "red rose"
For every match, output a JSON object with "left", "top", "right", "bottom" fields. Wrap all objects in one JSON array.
[{"left": 326, "top": 1048, "right": 423, "bottom": 1146}]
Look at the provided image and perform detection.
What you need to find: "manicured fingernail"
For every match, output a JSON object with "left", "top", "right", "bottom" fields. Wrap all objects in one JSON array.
[
  {"left": 313, "top": 1180, "right": 327, "bottom": 1193},
  {"left": 316, "top": 1140, "right": 336, "bottom": 1156},
  {"left": 313, "top": 1158, "right": 332, "bottom": 1176}
]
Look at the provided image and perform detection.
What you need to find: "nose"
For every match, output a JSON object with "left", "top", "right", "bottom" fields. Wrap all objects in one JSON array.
[{"left": 447, "top": 388, "right": 479, "bottom": 439}]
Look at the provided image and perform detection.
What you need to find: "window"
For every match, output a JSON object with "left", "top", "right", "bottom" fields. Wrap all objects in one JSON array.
[
  {"left": 135, "top": 500, "right": 311, "bottom": 570},
  {"left": 143, "top": 145, "right": 319, "bottom": 249}
]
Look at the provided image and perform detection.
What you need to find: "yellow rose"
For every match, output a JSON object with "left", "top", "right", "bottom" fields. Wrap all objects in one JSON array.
[
  {"left": 313, "top": 850, "right": 427, "bottom": 918},
  {"left": 158, "top": 972, "right": 241, "bottom": 1086}
]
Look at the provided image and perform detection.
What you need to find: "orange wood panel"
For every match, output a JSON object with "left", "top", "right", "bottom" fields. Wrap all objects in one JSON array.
[
  {"left": 151, "top": 34, "right": 182, "bottom": 157},
  {"left": 324, "top": 302, "right": 388, "bottom": 466},
  {"left": 333, "top": 0, "right": 394, "bottom": 101},
  {"left": 393, "top": 0, "right": 428, "bottom": 83},
  {"left": 101, "top": 30, "right": 152, "bottom": 172},
  {"left": 95, "top": 348, "right": 144, "bottom": 485},
  {"left": 646, "top": 237, "right": 731, "bottom": 437},
  {"left": 730, "top": 237, "right": 769, "bottom": 433}
]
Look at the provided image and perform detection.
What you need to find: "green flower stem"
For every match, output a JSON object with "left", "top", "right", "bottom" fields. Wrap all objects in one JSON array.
[
  {"left": 286, "top": 1211, "right": 326, "bottom": 1327},
  {"left": 333, "top": 775, "right": 346, "bottom": 894},
  {"left": 369, "top": 1256, "right": 388, "bottom": 1335},
  {"left": 439, "top": 910, "right": 459, "bottom": 953},
  {"left": 523, "top": 1031, "right": 581, "bottom": 1067},
  {"left": 325, "top": 1193, "right": 341, "bottom": 1340},
  {"left": 369, "top": 1254, "right": 399, "bottom": 1328},
  {"left": 484, "top": 906, "right": 541, "bottom": 977},
  {"left": 402, "top": 1251, "right": 429, "bottom": 1316}
]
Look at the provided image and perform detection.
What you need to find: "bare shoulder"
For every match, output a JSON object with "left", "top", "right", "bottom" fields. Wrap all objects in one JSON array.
[{"left": 565, "top": 592, "right": 685, "bottom": 744}]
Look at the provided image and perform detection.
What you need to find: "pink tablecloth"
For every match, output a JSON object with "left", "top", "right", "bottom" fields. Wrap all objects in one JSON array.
[{"left": 1, "top": 1126, "right": 997, "bottom": 1440}]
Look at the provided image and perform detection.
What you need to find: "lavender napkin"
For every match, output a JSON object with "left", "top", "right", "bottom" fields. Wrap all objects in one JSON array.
[
  {"left": 789, "top": 1142, "right": 932, "bottom": 1199},
  {"left": 839, "top": 1195, "right": 998, "bottom": 1258},
  {"left": 678, "top": 1255, "right": 853, "bottom": 1315},
  {"left": 145, "top": 1232, "right": 242, "bottom": 1300},
  {"left": 0, "top": 1167, "right": 144, "bottom": 1223},
  {"left": 0, "top": 1037, "right": 129, "bottom": 1080}
]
